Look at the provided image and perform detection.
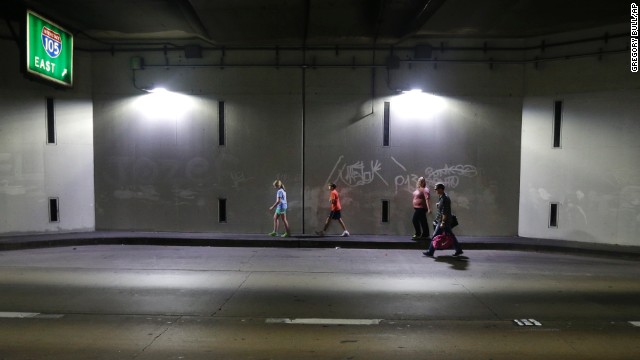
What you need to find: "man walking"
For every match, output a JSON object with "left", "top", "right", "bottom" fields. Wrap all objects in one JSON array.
[{"left": 423, "top": 183, "right": 463, "bottom": 257}]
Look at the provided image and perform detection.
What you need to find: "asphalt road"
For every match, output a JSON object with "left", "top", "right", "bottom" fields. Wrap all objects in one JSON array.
[{"left": 0, "top": 245, "right": 639, "bottom": 359}]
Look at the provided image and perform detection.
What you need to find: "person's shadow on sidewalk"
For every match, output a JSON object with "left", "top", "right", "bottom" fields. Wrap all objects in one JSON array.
[{"left": 434, "top": 255, "right": 469, "bottom": 270}]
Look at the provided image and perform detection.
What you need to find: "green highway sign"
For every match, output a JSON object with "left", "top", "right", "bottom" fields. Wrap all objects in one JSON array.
[{"left": 26, "top": 10, "right": 73, "bottom": 87}]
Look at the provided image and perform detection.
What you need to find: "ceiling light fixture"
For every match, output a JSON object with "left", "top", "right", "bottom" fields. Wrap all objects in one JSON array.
[
  {"left": 402, "top": 88, "right": 423, "bottom": 94},
  {"left": 145, "top": 87, "right": 168, "bottom": 94}
]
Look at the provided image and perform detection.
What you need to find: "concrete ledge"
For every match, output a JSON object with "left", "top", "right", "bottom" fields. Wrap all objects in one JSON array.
[{"left": 0, "top": 231, "right": 639, "bottom": 259}]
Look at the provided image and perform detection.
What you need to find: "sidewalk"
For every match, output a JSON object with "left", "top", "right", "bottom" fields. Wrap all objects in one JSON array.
[{"left": 1, "top": 231, "right": 639, "bottom": 259}]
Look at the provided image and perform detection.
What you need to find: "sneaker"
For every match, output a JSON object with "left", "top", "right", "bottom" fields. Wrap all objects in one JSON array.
[
  {"left": 453, "top": 250, "right": 464, "bottom": 256},
  {"left": 268, "top": 231, "right": 277, "bottom": 236},
  {"left": 411, "top": 234, "right": 420, "bottom": 240},
  {"left": 281, "top": 232, "right": 290, "bottom": 238},
  {"left": 341, "top": 230, "right": 350, "bottom": 237},
  {"left": 422, "top": 252, "right": 434, "bottom": 258},
  {"left": 315, "top": 230, "right": 325, "bottom": 236}
]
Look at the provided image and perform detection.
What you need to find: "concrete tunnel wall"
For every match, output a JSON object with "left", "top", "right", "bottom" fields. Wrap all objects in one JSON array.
[
  {"left": 90, "top": 49, "right": 524, "bottom": 236},
  {"left": 0, "top": 23, "right": 638, "bottom": 245},
  {"left": 0, "top": 43, "right": 95, "bottom": 234}
]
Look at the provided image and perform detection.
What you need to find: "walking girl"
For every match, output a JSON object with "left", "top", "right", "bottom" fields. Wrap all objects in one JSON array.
[{"left": 268, "top": 180, "right": 291, "bottom": 237}]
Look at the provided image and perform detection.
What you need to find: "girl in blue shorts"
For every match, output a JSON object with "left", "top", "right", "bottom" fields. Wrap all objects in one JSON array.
[{"left": 268, "top": 180, "right": 290, "bottom": 237}]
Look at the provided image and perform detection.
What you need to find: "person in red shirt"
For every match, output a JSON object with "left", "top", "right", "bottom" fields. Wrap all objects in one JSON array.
[{"left": 316, "top": 183, "right": 350, "bottom": 237}]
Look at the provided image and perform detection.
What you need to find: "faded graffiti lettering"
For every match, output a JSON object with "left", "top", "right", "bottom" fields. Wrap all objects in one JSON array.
[
  {"left": 186, "top": 157, "right": 210, "bottom": 182},
  {"left": 134, "top": 157, "right": 158, "bottom": 183},
  {"left": 392, "top": 157, "right": 424, "bottom": 193},
  {"left": 425, "top": 164, "right": 478, "bottom": 181},
  {"left": 392, "top": 158, "right": 478, "bottom": 193},
  {"left": 612, "top": 167, "right": 640, "bottom": 186},
  {"left": 345, "top": 160, "right": 386, "bottom": 186},
  {"left": 326, "top": 156, "right": 388, "bottom": 187},
  {"left": 328, "top": 156, "right": 477, "bottom": 191},
  {"left": 395, "top": 174, "right": 423, "bottom": 193},
  {"left": 230, "top": 172, "right": 252, "bottom": 188},
  {"left": 106, "top": 156, "right": 213, "bottom": 185},
  {"left": 424, "top": 164, "right": 478, "bottom": 190}
]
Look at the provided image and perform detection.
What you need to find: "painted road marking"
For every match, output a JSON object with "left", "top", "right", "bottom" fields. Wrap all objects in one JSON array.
[
  {"left": 0, "top": 312, "right": 63, "bottom": 319},
  {"left": 630, "top": 321, "right": 640, "bottom": 327},
  {"left": 514, "top": 318, "right": 542, "bottom": 326},
  {"left": 267, "top": 318, "right": 382, "bottom": 325},
  {"left": 0, "top": 312, "right": 40, "bottom": 318},
  {"left": 529, "top": 319, "right": 542, "bottom": 326}
]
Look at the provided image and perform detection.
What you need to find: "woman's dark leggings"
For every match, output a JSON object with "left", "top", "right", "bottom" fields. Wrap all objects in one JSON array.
[{"left": 412, "top": 208, "right": 429, "bottom": 237}]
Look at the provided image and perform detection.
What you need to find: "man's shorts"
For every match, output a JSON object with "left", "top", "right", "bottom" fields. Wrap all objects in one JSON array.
[
  {"left": 276, "top": 207, "right": 287, "bottom": 215},
  {"left": 329, "top": 211, "right": 342, "bottom": 220}
]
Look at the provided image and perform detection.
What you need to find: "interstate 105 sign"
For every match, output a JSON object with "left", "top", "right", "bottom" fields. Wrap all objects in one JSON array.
[{"left": 26, "top": 10, "right": 73, "bottom": 87}]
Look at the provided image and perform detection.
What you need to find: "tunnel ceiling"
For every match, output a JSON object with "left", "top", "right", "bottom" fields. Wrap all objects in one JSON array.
[{"left": 0, "top": 0, "right": 628, "bottom": 50}]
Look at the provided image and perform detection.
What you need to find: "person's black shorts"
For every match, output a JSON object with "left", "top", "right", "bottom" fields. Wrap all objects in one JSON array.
[{"left": 329, "top": 211, "right": 342, "bottom": 220}]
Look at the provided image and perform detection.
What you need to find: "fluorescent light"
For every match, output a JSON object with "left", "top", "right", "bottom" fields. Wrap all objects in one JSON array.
[
  {"left": 402, "top": 88, "right": 423, "bottom": 94},
  {"left": 393, "top": 91, "right": 446, "bottom": 118},
  {"left": 134, "top": 88, "right": 193, "bottom": 120},
  {"left": 145, "top": 87, "right": 168, "bottom": 93}
]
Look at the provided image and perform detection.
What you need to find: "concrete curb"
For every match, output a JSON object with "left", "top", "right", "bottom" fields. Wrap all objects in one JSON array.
[{"left": 1, "top": 232, "right": 639, "bottom": 260}]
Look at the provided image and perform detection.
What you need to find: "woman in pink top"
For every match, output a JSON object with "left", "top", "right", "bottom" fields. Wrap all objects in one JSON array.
[{"left": 412, "top": 177, "right": 432, "bottom": 239}]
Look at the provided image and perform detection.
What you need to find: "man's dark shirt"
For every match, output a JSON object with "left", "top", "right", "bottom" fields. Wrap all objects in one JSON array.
[{"left": 436, "top": 193, "right": 452, "bottom": 226}]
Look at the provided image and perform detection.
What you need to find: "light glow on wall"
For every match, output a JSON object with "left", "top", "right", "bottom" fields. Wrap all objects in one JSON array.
[
  {"left": 392, "top": 91, "right": 446, "bottom": 119},
  {"left": 133, "top": 89, "right": 194, "bottom": 120}
]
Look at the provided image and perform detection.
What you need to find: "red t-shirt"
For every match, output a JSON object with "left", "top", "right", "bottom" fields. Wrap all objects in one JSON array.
[{"left": 330, "top": 189, "right": 341, "bottom": 211}]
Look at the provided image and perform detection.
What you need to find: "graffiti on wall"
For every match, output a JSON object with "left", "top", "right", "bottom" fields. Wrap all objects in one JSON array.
[
  {"left": 326, "top": 155, "right": 478, "bottom": 193},
  {"left": 230, "top": 171, "right": 252, "bottom": 189},
  {"left": 100, "top": 154, "right": 480, "bottom": 207},
  {"left": 105, "top": 156, "right": 214, "bottom": 184},
  {"left": 325, "top": 155, "right": 388, "bottom": 187},
  {"left": 103, "top": 156, "right": 251, "bottom": 204}
]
